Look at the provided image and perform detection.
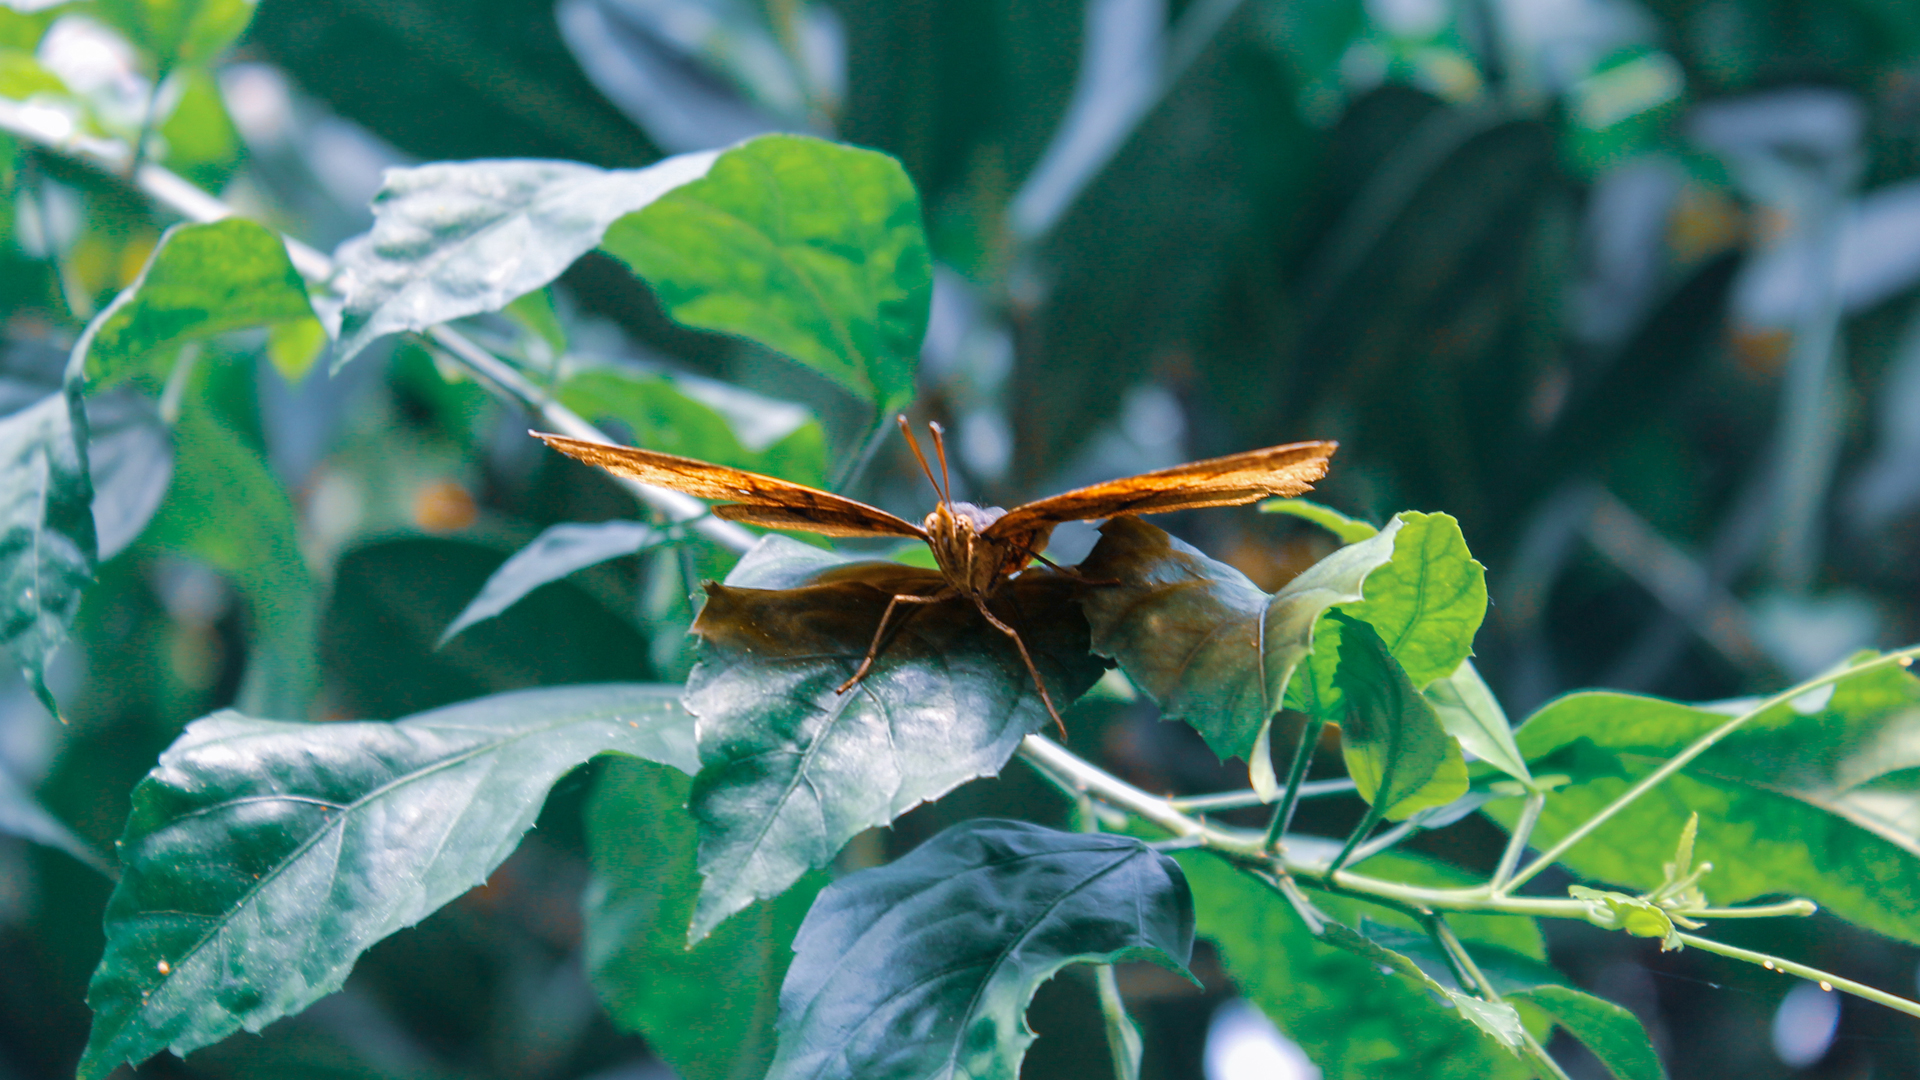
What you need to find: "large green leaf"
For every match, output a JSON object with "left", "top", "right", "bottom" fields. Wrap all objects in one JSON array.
[
  {"left": 0, "top": 387, "right": 94, "bottom": 715},
  {"left": 558, "top": 367, "right": 827, "bottom": 485},
  {"left": 586, "top": 756, "right": 822, "bottom": 1080},
  {"left": 1179, "top": 854, "right": 1528, "bottom": 1080},
  {"left": 1509, "top": 985, "right": 1667, "bottom": 1080},
  {"left": 332, "top": 151, "right": 722, "bottom": 365},
  {"left": 80, "top": 219, "right": 317, "bottom": 387},
  {"left": 600, "top": 134, "right": 929, "bottom": 409},
  {"left": 1077, "top": 516, "right": 1401, "bottom": 796},
  {"left": 79, "top": 684, "right": 697, "bottom": 1080},
  {"left": 441, "top": 520, "right": 664, "bottom": 646},
  {"left": 142, "top": 404, "right": 315, "bottom": 718},
  {"left": 1284, "top": 511, "right": 1485, "bottom": 718},
  {"left": 93, "top": 0, "right": 255, "bottom": 72},
  {"left": 685, "top": 537, "right": 1105, "bottom": 940},
  {"left": 1505, "top": 656, "right": 1920, "bottom": 944},
  {"left": 1329, "top": 613, "right": 1468, "bottom": 821},
  {"left": 768, "top": 819, "right": 1193, "bottom": 1080}
]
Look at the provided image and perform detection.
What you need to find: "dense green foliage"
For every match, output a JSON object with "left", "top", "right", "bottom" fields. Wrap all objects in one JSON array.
[{"left": 5, "top": 2, "right": 1920, "bottom": 1080}]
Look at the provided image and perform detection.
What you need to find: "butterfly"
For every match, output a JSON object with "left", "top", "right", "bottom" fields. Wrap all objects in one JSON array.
[{"left": 533, "top": 419, "right": 1336, "bottom": 732}]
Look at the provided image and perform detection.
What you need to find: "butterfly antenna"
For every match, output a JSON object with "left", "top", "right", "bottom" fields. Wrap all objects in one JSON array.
[
  {"left": 927, "top": 421, "right": 953, "bottom": 503},
  {"left": 897, "top": 414, "right": 944, "bottom": 502}
]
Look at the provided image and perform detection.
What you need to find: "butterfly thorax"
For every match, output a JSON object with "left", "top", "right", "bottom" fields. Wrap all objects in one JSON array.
[{"left": 925, "top": 502, "right": 1032, "bottom": 597}]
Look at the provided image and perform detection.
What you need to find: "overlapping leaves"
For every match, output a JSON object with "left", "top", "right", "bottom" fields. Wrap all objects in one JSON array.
[
  {"left": 683, "top": 537, "right": 1105, "bottom": 940},
  {"left": 0, "top": 386, "right": 94, "bottom": 714},
  {"left": 1507, "top": 654, "right": 1920, "bottom": 945},
  {"left": 80, "top": 684, "right": 697, "bottom": 1080},
  {"left": 768, "top": 820, "right": 1194, "bottom": 1080}
]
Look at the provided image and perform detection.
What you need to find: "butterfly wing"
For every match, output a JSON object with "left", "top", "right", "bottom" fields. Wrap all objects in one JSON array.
[
  {"left": 985, "top": 440, "right": 1337, "bottom": 539},
  {"left": 532, "top": 432, "right": 928, "bottom": 539}
]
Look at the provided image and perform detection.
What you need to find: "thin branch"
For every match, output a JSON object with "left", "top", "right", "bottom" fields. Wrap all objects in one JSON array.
[
  {"left": 1489, "top": 790, "right": 1545, "bottom": 892},
  {"left": 1503, "top": 647, "right": 1920, "bottom": 893},
  {"left": 1264, "top": 717, "right": 1325, "bottom": 853},
  {"left": 1173, "top": 777, "right": 1354, "bottom": 813},
  {"left": 1676, "top": 932, "right": 1920, "bottom": 1020}
]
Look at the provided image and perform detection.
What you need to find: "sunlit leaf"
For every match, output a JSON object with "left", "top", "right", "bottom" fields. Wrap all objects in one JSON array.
[
  {"left": 80, "top": 219, "right": 317, "bottom": 388},
  {"left": 263, "top": 317, "right": 328, "bottom": 383},
  {"left": 586, "top": 756, "right": 823, "bottom": 1080},
  {"left": 91, "top": 0, "right": 256, "bottom": 73},
  {"left": 332, "top": 151, "right": 721, "bottom": 366},
  {"left": 1178, "top": 854, "right": 1529, "bottom": 1080},
  {"left": 1426, "top": 657, "right": 1531, "bottom": 786},
  {"left": 0, "top": 387, "right": 94, "bottom": 715},
  {"left": 600, "top": 134, "right": 929, "bottom": 409},
  {"left": 1504, "top": 656, "right": 1920, "bottom": 944},
  {"left": 768, "top": 820, "right": 1193, "bottom": 1080},
  {"left": 1077, "top": 516, "right": 1401, "bottom": 797},
  {"left": 441, "top": 520, "right": 663, "bottom": 646},
  {"left": 1285, "top": 511, "right": 1486, "bottom": 719},
  {"left": 685, "top": 537, "right": 1104, "bottom": 940},
  {"left": 1263, "top": 497, "right": 1380, "bottom": 543},
  {"left": 1330, "top": 613, "right": 1468, "bottom": 821},
  {"left": 558, "top": 367, "right": 827, "bottom": 485},
  {"left": 79, "top": 684, "right": 697, "bottom": 1080}
]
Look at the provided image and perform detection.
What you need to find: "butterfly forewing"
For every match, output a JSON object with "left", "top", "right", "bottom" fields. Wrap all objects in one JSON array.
[
  {"left": 985, "top": 440, "right": 1337, "bottom": 537},
  {"left": 532, "top": 431, "right": 928, "bottom": 539}
]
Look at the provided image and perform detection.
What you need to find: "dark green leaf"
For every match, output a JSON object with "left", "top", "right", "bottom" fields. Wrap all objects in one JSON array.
[
  {"left": 85, "top": 390, "right": 172, "bottom": 560},
  {"left": 79, "top": 683, "right": 697, "bottom": 1080},
  {"left": 1178, "top": 854, "right": 1528, "bottom": 1080},
  {"left": 93, "top": 0, "right": 255, "bottom": 72},
  {"left": 1262, "top": 497, "right": 1381, "bottom": 543},
  {"left": 0, "top": 387, "right": 94, "bottom": 715},
  {"left": 685, "top": 537, "right": 1104, "bottom": 940},
  {"left": 768, "top": 819, "right": 1194, "bottom": 1080},
  {"left": 80, "top": 219, "right": 316, "bottom": 387},
  {"left": 586, "top": 756, "right": 822, "bottom": 1080},
  {"left": 1506, "top": 657, "right": 1920, "bottom": 944},
  {"left": 600, "top": 134, "right": 930, "bottom": 409},
  {"left": 1330, "top": 613, "right": 1468, "bottom": 821},
  {"left": 142, "top": 404, "right": 314, "bottom": 717},
  {"left": 558, "top": 367, "right": 827, "bottom": 485},
  {"left": 332, "top": 151, "right": 721, "bottom": 365},
  {"left": 1285, "top": 511, "right": 1486, "bottom": 719},
  {"left": 1509, "top": 985, "right": 1667, "bottom": 1080},
  {"left": 1077, "top": 516, "right": 1401, "bottom": 796},
  {"left": 441, "top": 520, "right": 663, "bottom": 646},
  {"left": 0, "top": 761, "right": 110, "bottom": 873}
]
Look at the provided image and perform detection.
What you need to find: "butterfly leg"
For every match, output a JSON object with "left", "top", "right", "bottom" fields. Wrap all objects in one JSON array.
[
  {"left": 836, "top": 589, "right": 951, "bottom": 695},
  {"left": 970, "top": 596, "right": 1067, "bottom": 739}
]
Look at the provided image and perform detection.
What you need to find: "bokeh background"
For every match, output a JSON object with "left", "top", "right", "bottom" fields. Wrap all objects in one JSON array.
[{"left": 5, "top": 0, "right": 1920, "bottom": 1077}]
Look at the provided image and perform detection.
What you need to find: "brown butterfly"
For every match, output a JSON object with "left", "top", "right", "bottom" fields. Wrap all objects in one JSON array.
[{"left": 533, "top": 419, "right": 1336, "bottom": 732}]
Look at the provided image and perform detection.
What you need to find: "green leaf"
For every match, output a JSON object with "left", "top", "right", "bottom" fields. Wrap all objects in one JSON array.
[
  {"left": 1508, "top": 985, "right": 1668, "bottom": 1080},
  {"left": 79, "top": 683, "right": 697, "bottom": 1080},
  {"left": 85, "top": 391, "right": 172, "bottom": 560},
  {"left": 1286, "top": 511, "right": 1486, "bottom": 719},
  {"left": 600, "top": 133, "right": 930, "bottom": 409},
  {"left": 1426, "top": 658, "right": 1532, "bottom": 786},
  {"left": 263, "top": 316, "right": 327, "bottom": 383},
  {"left": 558, "top": 367, "right": 827, "bottom": 485},
  {"left": 142, "top": 404, "right": 315, "bottom": 717},
  {"left": 1078, "top": 516, "right": 1401, "bottom": 797},
  {"left": 1330, "top": 613, "right": 1468, "bottom": 821},
  {"left": 1262, "top": 497, "right": 1381, "bottom": 543},
  {"left": 768, "top": 820, "right": 1194, "bottom": 1080},
  {"left": 503, "top": 287, "right": 567, "bottom": 359},
  {"left": 0, "top": 387, "right": 95, "bottom": 715},
  {"left": 441, "top": 520, "right": 663, "bottom": 646},
  {"left": 91, "top": 0, "right": 256, "bottom": 73},
  {"left": 586, "top": 756, "right": 822, "bottom": 1080},
  {"left": 79, "top": 219, "right": 317, "bottom": 388},
  {"left": 0, "top": 47, "right": 66, "bottom": 98},
  {"left": 685, "top": 537, "right": 1105, "bottom": 940},
  {"left": 1505, "top": 658, "right": 1920, "bottom": 944},
  {"left": 0, "top": 761, "right": 110, "bottom": 873},
  {"left": 331, "top": 150, "right": 722, "bottom": 366},
  {"left": 1178, "top": 854, "right": 1529, "bottom": 1080}
]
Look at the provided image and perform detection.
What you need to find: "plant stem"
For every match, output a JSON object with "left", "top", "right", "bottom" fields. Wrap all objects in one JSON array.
[
  {"left": 1675, "top": 932, "right": 1920, "bottom": 1020},
  {"left": 1489, "top": 790, "right": 1545, "bottom": 892},
  {"left": 1264, "top": 717, "right": 1325, "bottom": 853},
  {"left": 1502, "top": 647, "right": 1920, "bottom": 893},
  {"left": 1175, "top": 778, "right": 1353, "bottom": 813},
  {"left": 1093, "top": 964, "right": 1143, "bottom": 1080}
]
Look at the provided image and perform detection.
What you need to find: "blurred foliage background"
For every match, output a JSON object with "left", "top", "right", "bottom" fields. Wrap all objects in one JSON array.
[{"left": 5, "top": 0, "right": 1920, "bottom": 1077}]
